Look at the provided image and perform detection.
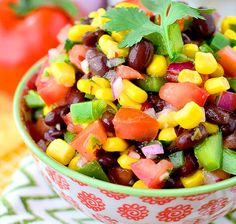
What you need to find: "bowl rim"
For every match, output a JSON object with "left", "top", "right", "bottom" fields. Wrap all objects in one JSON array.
[{"left": 13, "top": 59, "right": 236, "bottom": 197}]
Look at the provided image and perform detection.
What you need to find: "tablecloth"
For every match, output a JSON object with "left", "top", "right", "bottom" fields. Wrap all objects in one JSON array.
[{"left": 0, "top": 156, "right": 235, "bottom": 224}]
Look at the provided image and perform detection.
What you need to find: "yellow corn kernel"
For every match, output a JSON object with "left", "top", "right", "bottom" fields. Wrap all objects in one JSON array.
[
  {"left": 103, "top": 137, "right": 129, "bottom": 152},
  {"left": 91, "top": 76, "right": 110, "bottom": 88},
  {"left": 99, "top": 34, "right": 129, "bottom": 59},
  {"left": 46, "top": 139, "right": 75, "bottom": 165},
  {"left": 112, "top": 31, "right": 129, "bottom": 42},
  {"left": 133, "top": 180, "right": 148, "bottom": 188},
  {"left": 211, "top": 63, "right": 224, "bottom": 77},
  {"left": 204, "top": 77, "right": 230, "bottom": 94},
  {"left": 233, "top": 46, "right": 236, "bottom": 51},
  {"left": 68, "top": 24, "right": 96, "bottom": 42},
  {"left": 117, "top": 154, "right": 139, "bottom": 170},
  {"left": 43, "top": 105, "right": 53, "bottom": 116},
  {"left": 95, "top": 88, "right": 114, "bottom": 101},
  {"left": 178, "top": 69, "right": 202, "bottom": 85},
  {"left": 77, "top": 79, "right": 100, "bottom": 95},
  {"left": 195, "top": 52, "right": 218, "bottom": 75},
  {"left": 92, "top": 16, "right": 110, "bottom": 28},
  {"left": 221, "top": 16, "right": 236, "bottom": 33},
  {"left": 182, "top": 44, "right": 199, "bottom": 58},
  {"left": 181, "top": 170, "right": 204, "bottom": 188},
  {"left": 147, "top": 55, "right": 167, "bottom": 77},
  {"left": 50, "top": 62, "right": 75, "bottom": 87},
  {"left": 202, "top": 122, "right": 219, "bottom": 134},
  {"left": 118, "top": 92, "right": 142, "bottom": 110},
  {"left": 89, "top": 8, "right": 106, "bottom": 18},
  {"left": 158, "top": 127, "right": 177, "bottom": 142},
  {"left": 115, "top": 2, "right": 138, "bottom": 8},
  {"left": 68, "top": 156, "right": 81, "bottom": 170},
  {"left": 175, "top": 101, "right": 205, "bottom": 129},
  {"left": 157, "top": 110, "right": 178, "bottom": 129},
  {"left": 122, "top": 79, "right": 148, "bottom": 103},
  {"left": 224, "top": 29, "right": 236, "bottom": 40}
]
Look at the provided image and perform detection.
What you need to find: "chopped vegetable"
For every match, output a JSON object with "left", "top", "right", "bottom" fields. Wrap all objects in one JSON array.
[
  {"left": 70, "top": 100, "right": 107, "bottom": 124},
  {"left": 217, "top": 91, "right": 236, "bottom": 112},
  {"left": 141, "top": 141, "right": 164, "bottom": 158},
  {"left": 64, "top": 131, "right": 77, "bottom": 143},
  {"left": 136, "top": 76, "right": 166, "bottom": 92},
  {"left": 210, "top": 32, "right": 231, "bottom": 51},
  {"left": 222, "top": 148, "right": 236, "bottom": 175},
  {"left": 168, "top": 151, "right": 184, "bottom": 169},
  {"left": 24, "top": 90, "right": 45, "bottom": 108},
  {"left": 77, "top": 160, "right": 109, "bottom": 182},
  {"left": 194, "top": 132, "right": 223, "bottom": 171}
]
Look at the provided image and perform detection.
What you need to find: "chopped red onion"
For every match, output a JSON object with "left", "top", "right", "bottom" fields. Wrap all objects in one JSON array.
[
  {"left": 141, "top": 142, "right": 164, "bottom": 159},
  {"left": 48, "top": 48, "right": 59, "bottom": 62},
  {"left": 168, "top": 61, "right": 194, "bottom": 75},
  {"left": 144, "top": 108, "right": 156, "bottom": 118},
  {"left": 128, "top": 150, "right": 141, "bottom": 159},
  {"left": 104, "top": 70, "right": 117, "bottom": 82},
  {"left": 217, "top": 91, "right": 236, "bottom": 112},
  {"left": 107, "top": 57, "right": 125, "bottom": 68},
  {"left": 203, "top": 171, "right": 221, "bottom": 184},
  {"left": 111, "top": 76, "right": 123, "bottom": 100}
]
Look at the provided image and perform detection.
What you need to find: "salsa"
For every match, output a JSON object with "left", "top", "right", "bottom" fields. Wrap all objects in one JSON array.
[{"left": 23, "top": 0, "right": 236, "bottom": 189}]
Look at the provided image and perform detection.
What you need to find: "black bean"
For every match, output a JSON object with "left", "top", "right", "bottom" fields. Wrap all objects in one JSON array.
[
  {"left": 127, "top": 39, "right": 154, "bottom": 71},
  {"left": 164, "top": 176, "right": 184, "bottom": 189},
  {"left": 108, "top": 167, "right": 135, "bottom": 186},
  {"left": 176, "top": 124, "right": 208, "bottom": 150},
  {"left": 97, "top": 150, "right": 119, "bottom": 168},
  {"left": 191, "top": 13, "right": 216, "bottom": 39},
  {"left": 86, "top": 49, "right": 109, "bottom": 77},
  {"left": 44, "top": 105, "right": 69, "bottom": 126},
  {"left": 65, "top": 88, "right": 85, "bottom": 105},
  {"left": 44, "top": 128, "right": 65, "bottom": 142},
  {"left": 148, "top": 94, "right": 166, "bottom": 113},
  {"left": 205, "top": 105, "right": 230, "bottom": 125},
  {"left": 220, "top": 116, "right": 236, "bottom": 136},
  {"left": 101, "top": 111, "right": 115, "bottom": 133},
  {"left": 37, "top": 139, "right": 48, "bottom": 151},
  {"left": 177, "top": 153, "right": 199, "bottom": 177},
  {"left": 82, "top": 29, "right": 105, "bottom": 47},
  {"left": 182, "top": 33, "right": 192, "bottom": 44}
]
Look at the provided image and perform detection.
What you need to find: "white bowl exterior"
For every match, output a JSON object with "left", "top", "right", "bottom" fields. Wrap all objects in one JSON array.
[{"left": 32, "top": 155, "right": 236, "bottom": 224}]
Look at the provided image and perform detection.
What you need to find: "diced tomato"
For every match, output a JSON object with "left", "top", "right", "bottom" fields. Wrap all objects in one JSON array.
[
  {"left": 63, "top": 113, "right": 83, "bottom": 134},
  {"left": 124, "top": 0, "right": 153, "bottom": 16},
  {"left": 69, "top": 45, "right": 88, "bottom": 71},
  {"left": 159, "top": 82, "right": 209, "bottom": 109},
  {"left": 36, "top": 75, "right": 69, "bottom": 106},
  {"left": 115, "top": 65, "right": 144, "bottom": 80},
  {"left": 113, "top": 108, "right": 159, "bottom": 141},
  {"left": 131, "top": 159, "right": 174, "bottom": 188},
  {"left": 218, "top": 46, "right": 236, "bottom": 77},
  {"left": 71, "top": 120, "right": 107, "bottom": 162}
]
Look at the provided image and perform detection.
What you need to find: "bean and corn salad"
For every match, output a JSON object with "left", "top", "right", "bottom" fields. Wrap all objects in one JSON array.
[{"left": 23, "top": 0, "right": 236, "bottom": 189}]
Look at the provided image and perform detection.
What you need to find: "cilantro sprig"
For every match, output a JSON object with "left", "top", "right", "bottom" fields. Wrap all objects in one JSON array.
[{"left": 103, "top": 0, "right": 214, "bottom": 59}]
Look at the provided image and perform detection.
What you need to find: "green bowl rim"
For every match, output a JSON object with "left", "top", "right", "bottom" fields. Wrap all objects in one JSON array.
[{"left": 13, "top": 59, "right": 236, "bottom": 197}]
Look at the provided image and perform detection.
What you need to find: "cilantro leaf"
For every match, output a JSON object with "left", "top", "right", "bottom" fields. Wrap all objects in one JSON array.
[{"left": 103, "top": 7, "right": 159, "bottom": 48}]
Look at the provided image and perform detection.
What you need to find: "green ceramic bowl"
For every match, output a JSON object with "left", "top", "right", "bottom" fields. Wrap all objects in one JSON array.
[{"left": 14, "top": 59, "right": 236, "bottom": 224}]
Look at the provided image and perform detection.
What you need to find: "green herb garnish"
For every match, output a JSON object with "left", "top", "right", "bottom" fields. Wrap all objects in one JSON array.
[{"left": 103, "top": 0, "right": 214, "bottom": 59}]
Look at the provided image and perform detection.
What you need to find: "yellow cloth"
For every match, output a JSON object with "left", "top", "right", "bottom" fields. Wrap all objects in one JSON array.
[{"left": 0, "top": 92, "right": 28, "bottom": 193}]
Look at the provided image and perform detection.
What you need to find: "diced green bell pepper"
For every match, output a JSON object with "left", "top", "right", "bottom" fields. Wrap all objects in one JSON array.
[
  {"left": 228, "top": 78, "right": 236, "bottom": 92},
  {"left": 210, "top": 32, "right": 231, "bottom": 52},
  {"left": 24, "top": 90, "right": 45, "bottom": 108},
  {"left": 76, "top": 160, "right": 109, "bottom": 182},
  {"left": 222, "top": 148, "right": 236, "bottom": 175},
  {"left": 169, "top": 22, "right": 184, "bottom": 54},
  {"left": 168, "top": 151, "right": 184, "bottom": 169},
  {"left": 64, "top": 131, "right": 76, "bottom": 143},
  {"left": 136, "top": 76, "right": 165, "bottom": 92},
  {"left": 199, "top": 43, "right": 215, "bottom": 54},
  {"left": 194, "top": 132, "right": 223, "bottom": 171},
  {"left": 70, "top": 100, "right": 107, "bottom": 124}
]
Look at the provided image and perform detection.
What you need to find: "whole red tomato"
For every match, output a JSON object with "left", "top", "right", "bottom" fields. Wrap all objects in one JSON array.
[{"left": 0, "top": 0, "right": 73, "bottom": 96}]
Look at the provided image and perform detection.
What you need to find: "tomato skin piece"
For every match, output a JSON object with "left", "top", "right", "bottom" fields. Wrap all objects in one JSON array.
[
  {"left": 69, "top": 45, "right": 88, "bottom": 71},
  {"left": 115, "top": 65, "right": 144, "bottom": 80},
  {"left": 36, "top": 75, "right": 70, "bottom": 106},
  {"left": 159, "top": 82, "right": 209, "bottom": 109},
  {"left": 113, "top": 108, "right": 159, "bottom": 141},
  {"left": 131, "top": 159, "right": 174, "bottom": 188},
  {"left": 63, "top": 113, "right": 83, "bottom": 134},
  {"left": 218, "top": 46, "right": 236, "bottom": 77},
  {"left": 71, "top": 120, "right": 107, "bottom": 162}
]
